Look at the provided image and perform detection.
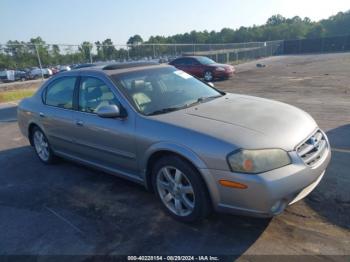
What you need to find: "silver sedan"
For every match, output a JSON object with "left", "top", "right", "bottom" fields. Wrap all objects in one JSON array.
[{"left": 17, "top": 62, "right": 331, "bottom": 222}]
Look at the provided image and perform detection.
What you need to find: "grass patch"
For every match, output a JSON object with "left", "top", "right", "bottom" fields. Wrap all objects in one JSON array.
[{"left": 0, "top": 89, "right": 37, "bottom": 103}]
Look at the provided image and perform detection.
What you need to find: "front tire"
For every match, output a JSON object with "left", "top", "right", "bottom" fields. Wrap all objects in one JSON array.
[
  {"left": 152, "top": 155, "right": 211, "bottom": 222},
  {"left": 31, "top": 127, "right": 56, "bottom": 164}
]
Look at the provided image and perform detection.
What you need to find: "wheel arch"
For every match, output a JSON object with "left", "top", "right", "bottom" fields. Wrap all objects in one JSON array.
[
  {"left": 142, "top": 143, "right": 208, "bottom": 191},
  {"left": 28, "top": 122, "right": 43, "bottom": 146}
]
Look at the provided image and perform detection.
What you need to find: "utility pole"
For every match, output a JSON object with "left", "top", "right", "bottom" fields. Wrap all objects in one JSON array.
[{"left": 34, "top": 44, "right": 44, "bottom": 80}]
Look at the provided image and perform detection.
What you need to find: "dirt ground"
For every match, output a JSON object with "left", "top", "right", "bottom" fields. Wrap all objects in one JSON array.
[{"left": 0, "top": 53, "right": 349, "bottom": 259}]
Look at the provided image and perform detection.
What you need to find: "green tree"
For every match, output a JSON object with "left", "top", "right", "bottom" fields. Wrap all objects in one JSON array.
[
  {"left": 50, "top": 44, "right": 61, "bottom": 64},
  {"left": 94, "top": 41, "right": 104, "bottom": 60},
  {"left": 266, "top": 14, "right": 286, "bottom": 25},
  {"left": 101, "top": 39, "right": 116, "bottom": 61},
  {"left": 29, "top": 37, "right": 50, "bottom": 66},
  {"left": 79, "top": 41, "right": 93, "bottom": 62},
  {"left": 127, "top": 34, "right": 143, "bottom": 46}
]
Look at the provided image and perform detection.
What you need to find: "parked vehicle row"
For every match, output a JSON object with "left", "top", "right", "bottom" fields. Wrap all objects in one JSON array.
[
  {"left": 0, "top": 65, "right": 73, "bottom": 83},
  {"left": 1, "top": 55, "right": 233, "bottom": 84}
]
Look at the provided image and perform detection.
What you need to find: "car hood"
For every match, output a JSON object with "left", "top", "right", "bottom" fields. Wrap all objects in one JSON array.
[{"left": 154, "top": 93, "right": 317, "bottom": 151}]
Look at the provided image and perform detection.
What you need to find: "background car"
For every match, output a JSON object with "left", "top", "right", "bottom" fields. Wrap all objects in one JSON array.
[
  {"left": 29, "top": 68, "right": 52, "bottom": 79},
  {"left": 71, "top": 63, "right": 96, "bottom": 70},
  {"left": 14, "top": 70, "right": 30, "bottom": 81},
  {"left": 58, "top": 65, "right": 71, "bottom": 72},
  {"left": 169, "top": 56, "right": 235, "bottom": 81},
  {"left": 0, "top": 70, "right": 15, "bottom": 82}
]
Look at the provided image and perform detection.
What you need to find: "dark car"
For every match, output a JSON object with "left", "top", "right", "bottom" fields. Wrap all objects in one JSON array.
[
  {"left": 0, "top": 70, "right": 29, "bottom": 82},
  {"left": 169, "top": 56, "right": 235, "bottom": 81},
  {"left": 15, "top": 70, "right": 30, "bottom": 81}
]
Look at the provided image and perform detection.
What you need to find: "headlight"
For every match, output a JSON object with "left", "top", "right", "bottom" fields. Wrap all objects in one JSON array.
[
  {"left": 227, "top": 149, "right": 291, "bottom": 174},
  {"left": 215, "top": 67, "right": 225, "bottom": 71}
]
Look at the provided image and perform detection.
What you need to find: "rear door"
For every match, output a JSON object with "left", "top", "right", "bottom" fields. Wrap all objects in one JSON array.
[{"left": 40, "top": 76, "right": 78, "bottom": 154}]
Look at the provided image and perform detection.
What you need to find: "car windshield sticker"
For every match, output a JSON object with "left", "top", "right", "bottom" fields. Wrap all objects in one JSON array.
[{"left": 174, "top": 70, "right": 192, "bottom": 79}]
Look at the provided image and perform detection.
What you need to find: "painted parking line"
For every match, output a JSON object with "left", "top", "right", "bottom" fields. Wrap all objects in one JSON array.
[{"left": 44, "top": 206, "right": 84, "bottom": 235}]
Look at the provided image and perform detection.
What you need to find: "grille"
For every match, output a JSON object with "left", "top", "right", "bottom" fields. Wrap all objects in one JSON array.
[{"left": 296, "top": 130, "right": 328, "bottom": 166}]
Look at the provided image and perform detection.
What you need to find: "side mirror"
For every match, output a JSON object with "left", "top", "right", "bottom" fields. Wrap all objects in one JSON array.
[
  {"left": 96, "top": 105, "right": 122, "bottom": 118},
  {"left": 208, "top": 82, "right": 215, "bottom": 87}
]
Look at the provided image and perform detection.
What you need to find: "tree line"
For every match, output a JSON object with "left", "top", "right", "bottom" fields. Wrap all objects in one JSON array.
[{"left": 1, "top": 11, "right": 349, "bottom": 69}]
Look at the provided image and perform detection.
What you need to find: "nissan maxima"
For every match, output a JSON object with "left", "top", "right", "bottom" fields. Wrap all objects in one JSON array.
[{"left": 17, "top": 62, "right": 331, "bottom": 222}]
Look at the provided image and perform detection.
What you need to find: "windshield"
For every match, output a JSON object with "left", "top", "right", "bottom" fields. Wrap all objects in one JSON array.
[
  {"left": 196, "top": 56, "right": 216, "bottom": 65},
  {"left": 112, "top": 67, "right": 222, "bottom": 115}
]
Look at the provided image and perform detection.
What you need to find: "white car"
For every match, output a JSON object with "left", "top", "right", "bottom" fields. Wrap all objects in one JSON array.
[{"left": 30, "top": 68, "right": 52, "bottom": 79}]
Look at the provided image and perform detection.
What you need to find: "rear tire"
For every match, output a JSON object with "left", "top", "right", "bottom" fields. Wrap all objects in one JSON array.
[
  {"left": 31, "top": 126, "right": 56, "bottom": 164},
  {"left": 152, "top": 155, "right": 211, "bottom": 222}
]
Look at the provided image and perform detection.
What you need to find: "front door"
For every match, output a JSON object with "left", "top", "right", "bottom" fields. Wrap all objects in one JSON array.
[{"left": 70, "top": 76, "right": 138, "bottom": 176}]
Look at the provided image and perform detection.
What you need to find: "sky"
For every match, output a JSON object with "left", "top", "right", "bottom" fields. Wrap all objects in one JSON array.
[{"left": 1, "top": 0, "right": 349, "bottom": 44}]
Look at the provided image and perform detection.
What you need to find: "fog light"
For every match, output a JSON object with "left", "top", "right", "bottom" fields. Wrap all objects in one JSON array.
[{"left": 270, "top": 200, "right": 286, "bottom": 214}]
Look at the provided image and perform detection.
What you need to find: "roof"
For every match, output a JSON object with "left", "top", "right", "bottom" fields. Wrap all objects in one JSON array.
[
  {"left": 174, "top": 56, "right": 205, "bottom": 59},
  {"left": 74, "top": 61, "right": 172, "bottom": 76}
]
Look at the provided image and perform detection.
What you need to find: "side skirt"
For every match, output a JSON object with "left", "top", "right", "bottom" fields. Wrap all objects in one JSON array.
[{"left": 54, "top": 150, "right": 146, "bottom": 187}]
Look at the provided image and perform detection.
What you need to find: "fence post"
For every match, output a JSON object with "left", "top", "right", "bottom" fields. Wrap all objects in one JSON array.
[
  {"left": 153, "top": 44, "right": 156, "bottom": 58},
  {"left": 34, "top": 44, "right": 44, "bottom": 80}
]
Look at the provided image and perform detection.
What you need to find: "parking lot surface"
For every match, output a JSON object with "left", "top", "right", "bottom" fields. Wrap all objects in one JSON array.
[{"left": 0, "top": 53, "right": 349, "bottom": 257}]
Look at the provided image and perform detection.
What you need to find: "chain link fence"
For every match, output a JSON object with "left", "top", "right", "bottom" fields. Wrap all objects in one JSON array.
[
  {"left": 284, "top": 35, "right": 350, "bottom": 54},
  {"left": 2, "top": 34, "right": 350, "bottom": 83},
  {"left": 0, "top": 40, "right": 283, "bottom": 82}
]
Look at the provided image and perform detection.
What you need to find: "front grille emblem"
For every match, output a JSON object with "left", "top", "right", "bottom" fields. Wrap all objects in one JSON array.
[
  {"left": 297, "top": 129, "right": 327, "bottom": 166},
  {"left": 310, "top": 137, "right": 317, "bottom": 146}
]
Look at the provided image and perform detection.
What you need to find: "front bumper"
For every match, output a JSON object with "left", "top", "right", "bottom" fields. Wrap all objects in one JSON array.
[{"left": 200, "top": 145, "right": 331, "bottom": 217}]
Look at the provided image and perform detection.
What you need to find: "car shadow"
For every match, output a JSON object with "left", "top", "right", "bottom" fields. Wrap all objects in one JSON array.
[
  {"left": 0, "top": 145, "right": 270, "bottom": 256},
  {"left": 305, "top": 124, "right": 350, "bottom": 229},
  {"left": 0, "top": 104, "right": 17, "bottom": 122}
]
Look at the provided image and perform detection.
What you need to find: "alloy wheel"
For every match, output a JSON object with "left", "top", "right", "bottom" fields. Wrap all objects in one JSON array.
[
  {"left": 204, "top": 71, "right": 213, "bottom": 81},
  {"left": 33, "top": 130, "right": 50, "bottom": 162},
  {"left": 156, "top": 166, "right": 195, "bottom": 217}
]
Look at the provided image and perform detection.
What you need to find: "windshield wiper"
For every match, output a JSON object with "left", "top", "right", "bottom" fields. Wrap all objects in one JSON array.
[
  {"left": 147, "top": 95, "right": 222, "bottom": 116},
  {"left": 196, "top": 95, "right": 222, "bottom": 103},
  {"left": 147, "top": 106, "right": 185, "bottom": 116}
]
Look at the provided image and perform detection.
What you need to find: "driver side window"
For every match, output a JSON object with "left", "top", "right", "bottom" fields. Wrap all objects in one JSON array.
[{"left": 78, "top": 77, "right": 119, "bottom": 113}]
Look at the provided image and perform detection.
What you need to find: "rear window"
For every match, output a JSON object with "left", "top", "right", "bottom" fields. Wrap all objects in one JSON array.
[{"left": 45, "top": 77, "right": 76, "bottom": 109}]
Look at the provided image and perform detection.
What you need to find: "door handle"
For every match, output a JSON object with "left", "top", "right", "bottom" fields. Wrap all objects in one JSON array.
[
  {"left": 39, "top": 112, "right": 45, "bottom": 118},
  {"left": 76, "top": 120, "right": 84, "bottom": 126}
]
